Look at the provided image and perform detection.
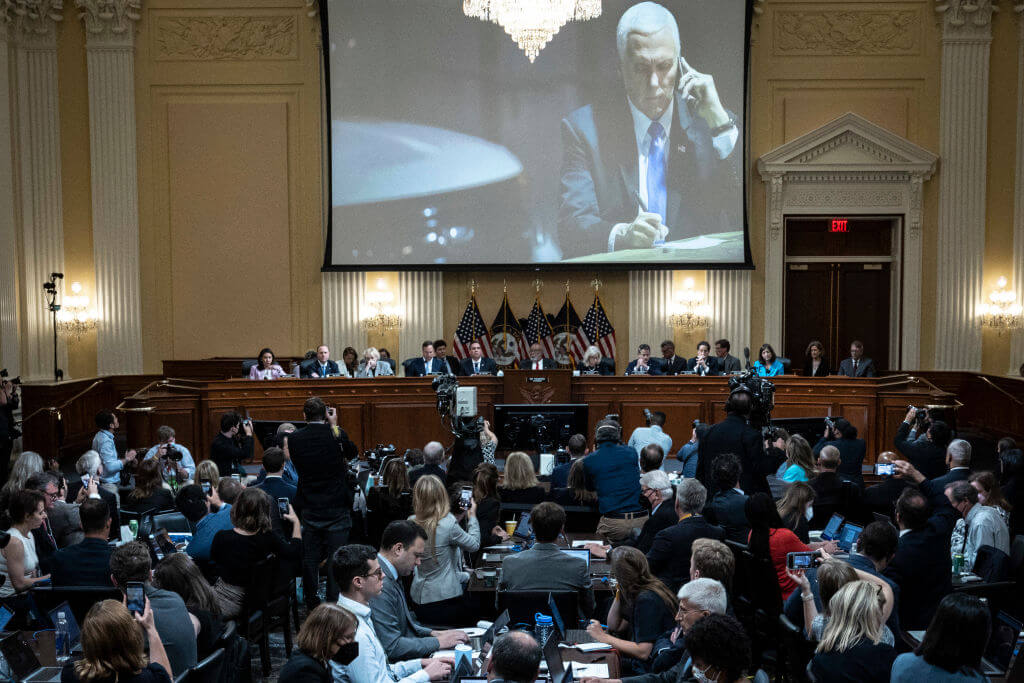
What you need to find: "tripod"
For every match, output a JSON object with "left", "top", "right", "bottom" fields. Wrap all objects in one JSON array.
[{"left": 42, "top": 273, "right": 63, "bottom": 382}]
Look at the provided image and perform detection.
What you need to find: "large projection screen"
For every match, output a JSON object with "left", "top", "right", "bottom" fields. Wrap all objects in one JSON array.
[{"left": 323, "top": 0, "right": 751, "bottom": 268}]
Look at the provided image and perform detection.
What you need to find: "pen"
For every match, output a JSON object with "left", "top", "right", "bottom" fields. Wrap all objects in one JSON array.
[{"left": 633, "top": 190, "right": 666, "bottom": 246}]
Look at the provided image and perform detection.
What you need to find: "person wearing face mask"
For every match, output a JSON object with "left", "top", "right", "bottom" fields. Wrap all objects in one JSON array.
[
  {"left": 644, "top": 479, "right": 724, "bottom": 593},
  {"left": 280, "top": 603, "right": 361, "bottom": 683},
  {"left": 776, "top": 481, "right": 815, "bottom": 544}
]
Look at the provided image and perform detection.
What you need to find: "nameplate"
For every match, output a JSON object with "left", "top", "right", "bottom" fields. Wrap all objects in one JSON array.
[{"left": 527, "top": 377, "right": 548, "bottom": 383}]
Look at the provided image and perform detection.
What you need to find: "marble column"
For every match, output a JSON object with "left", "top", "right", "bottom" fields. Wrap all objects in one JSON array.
[
  {"left": 1012, "top": 6, "right": 1024, "bottom": 375},
  {"left": 398, "top": 271, "right": 443, "bottom": 367},
  {"left": 707, "top": 269, "right": 751, "bottom": 356},
  {"left": 12, "top": 1, "right": 67, "bottom": 381},
  {"left": 628, "top": 270, "right": 672, "bottom": 354},
  {"left": 0, "top": 20, "right": 19, "bottom": 375},
  {"left": 934, "top": 0, "right": 994, "bottom": 371},
  {"left": 79, "top": 0, "right": 143, "bottom": 375},
  {"left": 322, "top": 271, "right": 365, "bottom": 358}
]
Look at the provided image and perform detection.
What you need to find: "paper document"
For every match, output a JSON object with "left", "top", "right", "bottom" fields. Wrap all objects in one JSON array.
[
  {"left": 571, "top": 540, "right": 602, "bottom": 548},
  {"left": 572, "top": 663, "right": 610, "bottom": 678}
]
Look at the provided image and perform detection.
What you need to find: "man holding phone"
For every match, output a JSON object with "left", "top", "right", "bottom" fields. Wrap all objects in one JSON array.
[{"left": 254, "top": 446, "right": 297, "bottom": 506}]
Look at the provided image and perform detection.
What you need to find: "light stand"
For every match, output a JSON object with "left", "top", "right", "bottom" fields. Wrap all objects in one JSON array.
[{"left": 43, "top": 272, "right": 64, "bottom": 382}]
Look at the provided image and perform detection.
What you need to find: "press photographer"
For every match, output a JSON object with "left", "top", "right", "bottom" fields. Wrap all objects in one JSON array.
[
  {"left": 894, "top": 406, "right": 951, "bottom": 480},
  {"left": 209, "top": 411, "right": 253, "bottom": 478},
  {"left": 0, "top": 368, "right": 20, "bottom": 486},
  {"left": 813, "top": 416, "right": 867, "bottom": 487},
  {"left": 143, "top": 425, "right": 196, "bottom": 484}
]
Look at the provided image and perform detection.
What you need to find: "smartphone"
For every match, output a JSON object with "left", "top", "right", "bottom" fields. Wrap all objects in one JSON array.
[
  {"left": 147, "top": 535, "right": 164, "bottom": 561},
  {"left": 155, "top": 529, "right": 177, "bottom": 557},
  {"left": 459, "top": 487, "right": 473, "bottom": 510},
  {"left": 126, "top": 581, "right": 146, "bottom": 615},
  {"left": 277, "top": 497, "right": 290, "bottom": 516},
  {"left": 200, "top": 480, "right": 212, "bottom": 496},
  {"left": 874, "top": 462, "right": 895, "bottom": 476},
  {"left": 80, "top": 473, "right": 90, "bottom": 488},
  {"left": 327, "top": 407, "right": 337, "bottom": 417},
  {"left": 786, "top": 551, "right": 820, "bottom": 570}
]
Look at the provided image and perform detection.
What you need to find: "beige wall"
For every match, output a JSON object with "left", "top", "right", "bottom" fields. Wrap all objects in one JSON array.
[{"left": 50, "top": 0, "right": 1022, "bottom": 376}]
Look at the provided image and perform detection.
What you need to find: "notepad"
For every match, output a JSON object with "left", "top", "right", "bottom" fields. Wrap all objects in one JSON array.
[
  {"left": 571, "top": 540, "right": 602, "bottom": 548},
  {"left": 572, "top": 663, "right": 610, "bottom": 678}
]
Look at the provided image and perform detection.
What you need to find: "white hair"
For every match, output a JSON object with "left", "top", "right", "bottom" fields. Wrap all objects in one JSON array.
[
  {"left": 77, "top": 450, "right": 101, "bottom": 476},
  {"left": 582, "top": 345, "right": 602, "bottom": 364},
  {"left": 423, "top": 441, "right": 445, "bottom": 465},
  {"left": 640, "top": 469, "right": 674, "bottom": 501},
  {"left": 677, "top": 578, "right": 728, "bottom": 615},
  {"left": 616, "top": 1, "right": 681, "bottom": 62},
  {"left": 675, "top": 477, "right": 707, "bottom": 514},
  {"left": 947, "top": 438, "right": 971, "bottom": 466},
  {"left": 363, "top": 347, "right": 380, "bottom": 361}
]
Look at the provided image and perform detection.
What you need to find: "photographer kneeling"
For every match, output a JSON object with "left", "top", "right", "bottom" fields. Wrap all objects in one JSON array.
[{"left": 143, "top": 425, "right": 195, "bottom": 485}]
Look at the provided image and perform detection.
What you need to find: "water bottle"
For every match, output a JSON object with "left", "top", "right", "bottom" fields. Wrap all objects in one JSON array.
[
  {"left": 534, "top": 613, "right": 553, "bottom": 646},
  {"left": 55, "top": 612, "right": 70, "bottom": 664}
]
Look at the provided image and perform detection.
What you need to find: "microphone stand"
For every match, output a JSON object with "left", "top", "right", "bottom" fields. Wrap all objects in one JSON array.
[{"left": 42, "top": 273, "right": 64, "bottom": 382}]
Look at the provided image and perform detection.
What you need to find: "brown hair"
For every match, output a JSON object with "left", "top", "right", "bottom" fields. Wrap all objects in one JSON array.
[
  {"left": 129, "top": 458, "right": 164, "bottom": 501},
  {"left": 817, "top": 559, "right": 858, "bottom": 615},
  {"left": 970, "top": 471, "right": 1012, "bottom": 512},
  {"left": 196, "top": 460, "right": 220, "bottom": 489},
  {"left": 381, "top": 459, "right": 411, "bottom": 497},
  {"left": 473, "top": 462, "right": 499, "bottom": 503},
  {"left": 784, "top": 435, "right": 817, "bottom": 476},
  {"left": 503, "top": 452, "right": 539, "bottom": 490},
  {"left": 296, "top": 603, "right": 358, "bottom": 664},
  {"left": 776, "top": 482, "right": 815, "bottom": 532},
  {"left": 230, "top": 487, "right": 272, "bottom": 534},
  {"left": 691, "top": 538, "right": 735, "bottom": 589},
  {"left": 73, "top": 600, "right": 147, "bottom": 681},
  {"left": 567, "top": 458, "right": 597, "bottom": 504},
  {"left": 611, "top": 546, "right": 676, "bottom": 614}
]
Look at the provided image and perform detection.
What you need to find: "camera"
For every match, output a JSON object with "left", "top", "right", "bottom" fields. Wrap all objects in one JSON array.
[
  {"left": 692, "top": 419, "right": 702, "bottom": 428},
  {"left": 603, "top": 413, "right": 621, "bottom": 424},
  {"left": 824, "top": 416, "right": 835, "bottom": 431},
  {"left": 161, "top": 444, "right": 184, "bottom": 462},
  {"left": 643, "top": 408, "right": 654, "bottom": 426},
  {"left": 908, "top": 405, "right": 928, "bottom": 419},
  {"left": 0, "top": 369, "right": 19, "bottom": 386},
  {"left": 432, "top": 375, "right": 484, "bottom": 439},
  {"left": 728, "top": 370, "right": 775, "bottom": 430}
]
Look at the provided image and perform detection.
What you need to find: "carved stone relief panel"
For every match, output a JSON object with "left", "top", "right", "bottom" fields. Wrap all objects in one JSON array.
[{"left": 155, "top": 14, "right": 298, "bottom": 61}]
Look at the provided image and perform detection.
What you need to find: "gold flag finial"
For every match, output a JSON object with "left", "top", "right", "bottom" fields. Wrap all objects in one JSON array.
[
  {"left": 503, "top": 278, "right": 508, "bottom": 293},
  {"left": 533, "top": 278, "right": 543, "bottom": 294},
  {"left": 591, "top": 277, "right": 602, "bottom": 293},
  {"left": 469, "top": 279, "right": 477, "bottom": 297},
  {"left": 565, "top": 279, "right": 570, "bottom": 294}
]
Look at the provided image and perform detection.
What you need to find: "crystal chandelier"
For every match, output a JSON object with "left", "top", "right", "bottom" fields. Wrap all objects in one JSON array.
[
  {"left": 360, "top": 278, "right": 403, "bottom": 335},
  {"left": 668, "top": 278, "right": 711, "bottom": 332},
  {"left": 56, "top": 281, "right": 98, "bottom": 342},
  {"left": 464, "top": 0, "right": 602, "bottom": 62},
  {"left": 979, "top": 277, "right": 1023, "bottom": 333}
]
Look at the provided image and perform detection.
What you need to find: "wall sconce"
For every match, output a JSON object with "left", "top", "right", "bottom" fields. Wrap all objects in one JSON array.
[
  {"left": 669, "top": 278, "right": 711, "bottom": 332},
  {"left": 360, "top": 278, "right": 403, "bottom": 335},
  {"left": 979, "top": 276, "right": 1023, "bottom": 333},
  {"left": 56, "top": 281, "right": 98, "bottom": 342}
]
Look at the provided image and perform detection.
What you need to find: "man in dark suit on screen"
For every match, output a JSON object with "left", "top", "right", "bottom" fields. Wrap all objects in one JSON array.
[{"left": 558, "top": 1, "right": 741, "bottom": 259}]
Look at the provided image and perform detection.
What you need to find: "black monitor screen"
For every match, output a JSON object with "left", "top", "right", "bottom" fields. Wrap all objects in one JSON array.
[{"left": 494, "top": 404, "right": 589, "bottom": 451}]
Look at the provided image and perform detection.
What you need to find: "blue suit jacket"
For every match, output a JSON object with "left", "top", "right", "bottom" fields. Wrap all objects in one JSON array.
[
  {"left": 557, "top": 92, "right": 742, "bottom": 258},
  {"left": 301, "top": 359, "right": 342, "bottom": 378},
  {"left": 49, "top": 537, "right": 114, "bottom": 587},
  {"left": 461, "top": 357, "right": 498, "bottom": 375},
  {"left": 406, "top": 357, "right": 447, "bottom": 377},
  {"left": 625, "top": 360, "right": 663, "bottom": 375},
  {"left": 256, "top": 475, "right": 298, "bottom": 505}
]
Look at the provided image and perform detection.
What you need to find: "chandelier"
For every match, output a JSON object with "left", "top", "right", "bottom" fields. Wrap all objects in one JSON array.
[
  {"left": 668, "top": 278, "right": 711, "bottom": 332},
  {"left": 56, "top": 281, "right": 98, "bottom": 342},
  {"left": 463, "top": 0, "right": 602, "bottom": 62},
  {"left": 360, "top": 278, "right": 403, "bottom": 335},
  {"left": 979, "top": 276, "right": 1023, "bottom": 333}
]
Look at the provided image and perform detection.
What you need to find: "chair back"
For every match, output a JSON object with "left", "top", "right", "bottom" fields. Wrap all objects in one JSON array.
[
  {"left": 1010, "top": 534, "right": 1024, "bottom": 574},
  {"left": 118, "top": 508, "right": 156, "bottom": 538},
  {"left": 173, "top": 647, "right": 225, "bottom": 683},
  {"left": 152, "top": 511, "right": 192, "bottom": 533},
  {"left": 495, "top": 590, "right": 579, "bottom": 629},
  {"left": 31, "top": 586, "right": 123, "bottom": 626},
  {"left": 973, "top": 545, "right": 1013, "bottom": 582},
  {"left": 778, "top": 614, "right": 814, "bottom": 682},
  {"left": 241, "top": 360, "right": 258, "bottom": 377}
]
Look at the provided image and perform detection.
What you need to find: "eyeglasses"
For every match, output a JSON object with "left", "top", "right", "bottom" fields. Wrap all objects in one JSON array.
[
  {"left": 362, "top": 568, "right": 384, "bottom": 580},
  {"left": 43, "top": 489, "right": 59, "bottom": 501}
]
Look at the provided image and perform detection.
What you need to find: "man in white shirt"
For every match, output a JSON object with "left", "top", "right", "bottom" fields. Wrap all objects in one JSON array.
[
  {"left": 628, "top": 410, "right": 673, "bottom": 461},
  {"left": 331, "top": 544, "right": 452, "bottom": 683}
]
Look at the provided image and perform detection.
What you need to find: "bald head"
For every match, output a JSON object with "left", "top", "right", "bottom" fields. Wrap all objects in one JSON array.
[{"left": 489, "top": 631, "right": 542, "bottom": 683}]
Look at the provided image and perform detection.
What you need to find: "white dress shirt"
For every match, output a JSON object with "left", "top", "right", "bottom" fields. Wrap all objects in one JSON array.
[{"left": 332, "top": 594, "right": 428, "bottom": 683}]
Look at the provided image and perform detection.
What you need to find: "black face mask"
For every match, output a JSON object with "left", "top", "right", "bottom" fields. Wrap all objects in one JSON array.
[{"left": 332, "top": 641, "right": 359, "bottom": 665}]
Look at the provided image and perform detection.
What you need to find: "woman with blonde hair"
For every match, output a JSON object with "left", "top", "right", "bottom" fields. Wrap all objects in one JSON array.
[
  {"left": 809, "top": 580, "right": 897, "bottom": 682},
  {"left": 777, "top": 434, "right": 816, "bottom": 483},
  {"left": 497, "top": 452, "right": 545, "bottom": 504},
  {"left": 585, "top": 546, "right": 677, "bottom": 673},
  {"left": 355, "top": 347, "right": 394, "bottom": 378},
  {"left": 776, "top": 481, "right": 816, "bottom": 543},
  {"left": 788, "top": 558, "right": 895, "bottom": 645},
  {"left": 195, "top": 459, "right": 220, "bottom": 490},
  {"left": 280, "top": 603, "right": 359, "bottom": 683},
  {"left": 409, "top": 474, "right": 479, "bottom": 624},
  {"left": 64, "top": 598, "right": 173, "bottom": 682}
]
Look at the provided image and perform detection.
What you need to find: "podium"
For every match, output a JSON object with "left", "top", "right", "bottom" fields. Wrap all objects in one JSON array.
[{"left": 501, "top": 369, "right": 572, "bottom": 404}]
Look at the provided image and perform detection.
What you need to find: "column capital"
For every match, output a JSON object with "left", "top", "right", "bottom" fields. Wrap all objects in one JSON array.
[
  {"left": 76, "top": 0, "right": 140, "bottom": 47},
  {"left": 936, "top": 0, "right": 996, "bottom": 39},
  {"left": 3, "top": 0, "right": 63, "bottom": 44}
]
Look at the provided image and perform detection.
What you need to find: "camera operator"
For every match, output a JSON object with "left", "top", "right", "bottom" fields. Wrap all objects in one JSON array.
[
  {"left": 92, "top": 409, "right": 137, "bottom": 495},
  {"left": 446, "top": 419, "right": 497, "bottom": 484},
  {"left": 697, "top": 387, "right": 780, "bottom": 497},
  {"left": 628, "top": 410, "right": 673, "bottom": 464},
  {"left": 813, "top": 417, "right": 867, "bottom": 488},
  {"left": 143, "top": 425, "right": 195, "bottom": 484},
  {"left": 0, "top": 371, "right": 20, "bottom": 486},
  {"left": 209, "top": 411, "right": 253, "bottom": 478},
  {"left": 894, "top": 407, "right": 950, "bottom": 480}
]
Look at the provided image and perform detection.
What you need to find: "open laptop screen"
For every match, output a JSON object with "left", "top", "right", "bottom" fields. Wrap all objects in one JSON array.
[
  {"left": 986, "top": 610, "right": 1024, "bottom": 673},
  {"left": 821, "top": 514, "right": 844, "bottom": 541},
  {"left": 560, "top": 549, "right": 590, "bottom": 570},
  {"left": 837, "top": 523, "right": 863, "bottom": 552}
]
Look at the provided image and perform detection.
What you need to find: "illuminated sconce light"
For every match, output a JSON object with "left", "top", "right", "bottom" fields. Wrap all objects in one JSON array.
[
  {"left": 979, "top": 276, "right": 1023, "bottom": 333},
  {"left": 56, "top": 281, "right": 98, "bottom": 342},
  {"left": 360, "top": 278, "right": 404, "bottom": 335},
  {"left": 668, "top": 278, "right": 711, "bottom": 332}
]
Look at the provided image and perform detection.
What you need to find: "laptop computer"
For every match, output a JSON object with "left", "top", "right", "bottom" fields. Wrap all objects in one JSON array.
[
  {"left": 547, "top": 592, "right": 594, "bottom": 644},
  {"left": 871, "top": 512, "right": 895, "bottom": 528},
  {"left": 820, "top": 514, "right": 844, "bottom": 542},
  {"left": 0, "top": 633, "right": 62, "bottom": 682},
  {"left": 512, "top": 512, "right": 533, "bottom": 540},
  {"left": 982, "top": 610, "right": 1024, "bottom": 676},
  {"left": 836, "top": 522, "right": 863, "bottom": 553},
  {"left": 482, "top": 609, "right": 510, "bottom": 646},
  {"left": 543, "top": 623, "right": 574, "bottom": 683},
  {"left": 45, "top": 602, "right": 81, "bottom": 651},
  {"left": 560, "top": 549, "right": 590, "bottom": 571}
]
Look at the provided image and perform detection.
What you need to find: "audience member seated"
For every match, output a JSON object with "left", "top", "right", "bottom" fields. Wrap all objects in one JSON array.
[
  {"left": 930, "top": 438, "right": 973, "bottom": 490},
  {"left": 702, "top": 454, "right": 749, "bottom": 544},
  {"left": 837, "top": 340, "right": 877, "bottom": 378},
  {"left": 409, "top": 475, "right": 479, "bottom": 625},
  {"left": 894, "top": 408, "right": 951, "bottom": 480},
  {"left": 646, "top": 479, "right": 724, "bottom": 593},
  {"left": 625, "top": 344, "right": 662, "bottom": 376},
  {"left": 371, "top": 521, "right": 468, "bottom": 662},
  {"left": 209, "top": 411, "right": 254, "bottom": 478},
  {"left": 969, "top": 470, "right": 1013, "bottom": 528},
  {"left": 121, "top": 458, "right": 176, "bottom": 515},
  {"left": 209, "top": 487, "right": 302, "bottom": 619},
  {"left": 788, "top": 558, "right": 895, "bottom": 645},
  {"left": 143, "top": 425, "right": 196, "bottom": 485},
  {"left": 630, "top": 470, "right": 679, "bottom": 553},
  {"left": 497, "top": 452, "right": 546, "bottom": 504},
  {"left": 675, "top": 613, "right": 754, "bottom": 683},
  {"left": 746, "top": 493, "right": 836, "bottom": 601},
  {"left": 409, "top": 441, "right": 446, "bottom": 487},
  {"left": 672, "top": 423, "right": 708, "bottom": 478},
  {"left": 891, "top": 593, "right": 991, "bottom": 682},
  {"left": 686, "top": 340, "right": 720, "bottom": 376},
  {"left": 51, "top": 498, "right": 114, "bottom": 587},
  {"left": 356, "top": 347, "right": 395, "bottom": 378},
  {"left": 501, "top": 501, "right": 596, "bottom": 617},
  {"left": 804, "top": 340, "right": 831, "bottom": 378},
  {"left": 696, "top": 389, "right": 777, "bottom": 497},
  {"left": 808, "top": 446, "right": 859, "bottom": 529},
  {"left": 584, "top": 420, "right": 647, "bottom": 543},
  {"left": 944, "top": 479, "right": 1010, "bottom": 573},
  {"left": 0, "top": 490, "right": 49, "bottom": 598},
  {"left": 809, "top": 581, "right": 896, "bottom": 682},
  {"left": 92, "top": 409, "right": 138, "bottom": 494},
  {"left": 32, "top": 471, "right": 87, "bottom": 550},
  {"left": 255, "top": 446, "right": 297, "bottom": 505},
  {"left": 551, "top": 434, "right": 587, "bottom": 489},
  {"left": 648, "top": 578, "right": 730, "bottom": 676},
  {"left": 249, "top": 346, "right": 287, "bottom": 380},
  {"left": 195, "top": 460, "right": 220, "bottom": 491},
  {"left": 367, "top": 458, "right": 414, "bottom": 545},
  {"left": 579, "top": 344, "right": 615, "bottom": 375},
  {"left": 640, "top": 445, "right": 665, "bottom": 474},
  {"left": 280, "top": 603, "right": 359, "bottom": 683},
  {"left": 752, "top": 343, "right": 783, "bottom": 377},
  {"left": 689, "top": 539, "right": 735, "bottom": 599},
  {"left": 553, "top": 458, "right": 598, "bottom": 508},
  {"left": 999, "top": 447, "right": 1024, "bottom": 536},
  {"left": 486, "top": 632, "right": 542, "bottom": 683},
  {"left": 776, "top": 481, "right": 814, "bottom": 543},
  {"left": 776, "top": 434, "right": 815, "bottom": 483},
  {"left": 62, "top": 599, "right": 174, "bottom": 683},
  {"left": 152, "top": 553, "right": 224, "bottom": 660},
  {"left": 585, "top": 547, "right": 676, "bottom": 675},
  {"left": 68, "top": 450, "right": 120, "bottom": 537},
  {"left": 812, "top": 417, "right": 866, "bottom": 486},
  {"left": 0, "top": 450, "right": 43, "bottom": 520},
  {"left": 883, "top": 480, "right": 957, "bottom": 629},
  {"left": 178, "top": 478, "right": 240, "bottom": 562},
  {"left": 331, "top": 544, "right": 452, "bottom": 683},
  {"left": 110, "top": 541, "right": 197, "bottom": 676},
  {"left": 471, "top": 463, "right": 508, "bottom": 548}
]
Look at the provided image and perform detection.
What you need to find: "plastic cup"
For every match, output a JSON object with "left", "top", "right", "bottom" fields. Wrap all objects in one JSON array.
[{"left": 504, "top": 521, "right": 517, "bottom": 536}]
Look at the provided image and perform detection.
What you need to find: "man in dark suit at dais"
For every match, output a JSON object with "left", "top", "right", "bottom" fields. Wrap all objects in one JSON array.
[{"left": 558, "top": 1, "right": 742, "bottom": 259}]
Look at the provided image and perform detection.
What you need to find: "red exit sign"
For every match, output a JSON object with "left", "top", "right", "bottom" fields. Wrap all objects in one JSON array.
[{"left": 830, "top": 219, "right": 849, "bottom": 233}]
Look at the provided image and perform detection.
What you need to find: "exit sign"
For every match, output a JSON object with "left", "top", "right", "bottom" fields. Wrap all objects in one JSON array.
[{"left": 830, "top": 219, "right": 848, "bottom": 233}]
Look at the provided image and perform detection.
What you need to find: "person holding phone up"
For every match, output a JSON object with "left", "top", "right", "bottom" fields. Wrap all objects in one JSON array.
[
  {"left": 62, "top": 598, "right": 174, "bottom": 683},
  {"left": 209, "top": 411, "right": 253, "bottom": 478}
]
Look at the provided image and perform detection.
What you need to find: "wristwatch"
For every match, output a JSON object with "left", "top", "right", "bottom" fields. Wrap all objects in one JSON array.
[{"left": 709, "top": 117, "right": 737, "bottom": 137}]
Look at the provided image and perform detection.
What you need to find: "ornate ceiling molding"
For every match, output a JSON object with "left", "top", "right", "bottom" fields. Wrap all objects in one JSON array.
[{"left": 76, "top": 0, "right": 140, "bottom": 43}]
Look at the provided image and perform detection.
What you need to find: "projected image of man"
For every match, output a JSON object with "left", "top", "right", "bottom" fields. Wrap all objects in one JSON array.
[{"left": 558, "top": 1, "right": 741, "bottom": 258}]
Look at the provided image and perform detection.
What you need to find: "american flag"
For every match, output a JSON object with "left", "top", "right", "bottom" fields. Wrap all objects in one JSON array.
[
  {"left": 452, "top": 296, "right": 492, "bottom": 359},
  {"left": 523, "top": 298, "right": 557, "bottom": 359},
  {"left": 578, "top": 294, "right": 617, "bottom": 359}
]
